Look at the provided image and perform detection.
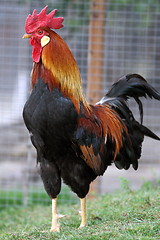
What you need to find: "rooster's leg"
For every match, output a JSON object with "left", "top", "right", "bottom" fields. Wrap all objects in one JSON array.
[
  {"left": 79, "top": 197, "right": 87, "bottom": 228},
  {"left": 50, "top": 198, "right": 60, "bottom": 232}
]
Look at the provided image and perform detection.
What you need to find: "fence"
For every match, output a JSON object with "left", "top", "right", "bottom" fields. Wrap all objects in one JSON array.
[{"left": 0, "top": 0, "right": 160, "bottom": 208}]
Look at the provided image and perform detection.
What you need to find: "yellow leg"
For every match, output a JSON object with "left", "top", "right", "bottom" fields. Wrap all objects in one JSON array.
[
  {"left": 79, "top": 197, "right": 87, "bottom": 228},
  {"left": 50, "top": 198, "right": 60, "bottom": 232}
]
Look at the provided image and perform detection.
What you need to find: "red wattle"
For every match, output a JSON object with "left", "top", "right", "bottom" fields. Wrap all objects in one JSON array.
[{"left": 30, "top": 38, "right": 42, "bottom": 63}]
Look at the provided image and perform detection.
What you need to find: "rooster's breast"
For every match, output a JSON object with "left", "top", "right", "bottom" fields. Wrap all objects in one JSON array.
[{"left": 23, "top": 78, "right": 78, "bottom": 157}]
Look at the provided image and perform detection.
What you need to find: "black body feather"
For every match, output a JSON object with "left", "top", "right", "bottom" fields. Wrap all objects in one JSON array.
[
  {"left": 23, "top": 78, "right": 96, "bottom": 199},
  {"left": 23, "top": 74, "right": 160, "bottom": 199}
]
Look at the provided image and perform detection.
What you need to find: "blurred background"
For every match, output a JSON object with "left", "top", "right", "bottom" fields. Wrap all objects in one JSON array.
[{"left": 0, "top": 0, "right": 160, "bottom": 208}]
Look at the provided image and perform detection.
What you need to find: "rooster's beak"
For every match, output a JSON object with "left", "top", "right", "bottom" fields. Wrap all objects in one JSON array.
[{"left": 22, "top": 34, "right": 32, "bottom": 39}]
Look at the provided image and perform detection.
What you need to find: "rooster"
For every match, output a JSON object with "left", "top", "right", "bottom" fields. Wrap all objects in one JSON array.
[{"left": 23, "top": 6, "right": 160, "bottom": 232}]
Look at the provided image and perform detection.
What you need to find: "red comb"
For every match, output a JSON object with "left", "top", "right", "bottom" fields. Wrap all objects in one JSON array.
[{"left": 25, "top": 5, "right": 64, "bottom": 33}]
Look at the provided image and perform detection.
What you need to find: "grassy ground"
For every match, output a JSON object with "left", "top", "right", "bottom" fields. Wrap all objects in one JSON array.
[
  {"left": 0, "top": 186, "right": 77, "bottom": 210},
  {"left": 0, "top": 180, "right": 160, "bottom": 240}
]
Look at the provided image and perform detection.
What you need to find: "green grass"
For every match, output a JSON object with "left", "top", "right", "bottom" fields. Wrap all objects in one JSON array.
[
  {"left": 0, "top": 180, "right": 160, "bottom": 240},
  {"left": 0, "top": 185, "right": 77, "bottom": 210}
]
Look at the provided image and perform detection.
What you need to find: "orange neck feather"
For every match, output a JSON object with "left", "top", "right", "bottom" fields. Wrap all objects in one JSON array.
[{"left": 31, "top": 30, "right": 90, "bottom": 112}]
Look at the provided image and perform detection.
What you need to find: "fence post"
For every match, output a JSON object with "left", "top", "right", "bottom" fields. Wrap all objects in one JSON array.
[
  {"left": 87, "top": 0, "right": 106, "bottom": 197},
  {"left": 87, "top": 0, "right": 106, "bottom": 103}
]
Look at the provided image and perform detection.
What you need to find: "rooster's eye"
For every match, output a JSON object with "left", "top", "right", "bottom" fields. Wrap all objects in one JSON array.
[{"left": 38, "top": 30, "right": 43, "bottom": 35}]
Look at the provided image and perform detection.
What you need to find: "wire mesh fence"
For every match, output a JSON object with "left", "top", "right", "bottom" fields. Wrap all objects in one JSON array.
[{"left": 0, "top": 0, "right": 160, "bottom": 208}]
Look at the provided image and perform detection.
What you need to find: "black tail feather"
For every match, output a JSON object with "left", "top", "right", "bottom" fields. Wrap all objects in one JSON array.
[
  {"left": 135, "top": 98, "right": 143, "bottom": 124},
  {"left": 140, "top": 125, "right": 160, "bottom": 141},
  {"left": 98, "top": 73, "right": 160, "bottom": 171},
  {"left": 106, "top": 73, "right": 160, "bottom": 101},
  {"left": 99, "top": 73, "right": 160, "bottom": 128}
]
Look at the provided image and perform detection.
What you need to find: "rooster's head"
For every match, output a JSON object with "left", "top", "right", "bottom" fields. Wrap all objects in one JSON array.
[{"left": 23, "top": 6, "right": 64, "bottom": 63}]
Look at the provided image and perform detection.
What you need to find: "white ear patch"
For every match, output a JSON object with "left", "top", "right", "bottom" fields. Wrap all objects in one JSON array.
[{"left": 41, "top": 36, "right": 50, "bottom": 47}]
